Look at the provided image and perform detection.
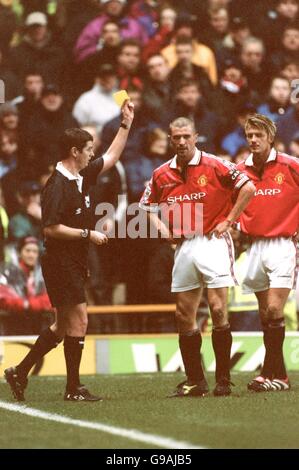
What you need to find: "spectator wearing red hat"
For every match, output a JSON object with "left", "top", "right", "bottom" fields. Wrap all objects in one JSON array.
[{"left": 0, "top": 236, "right": 52, "bottom": 335}]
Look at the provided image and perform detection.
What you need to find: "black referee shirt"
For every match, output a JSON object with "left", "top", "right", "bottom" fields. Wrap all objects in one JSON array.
[{"left": 41, "top": 157, "right": 104, "bottom": 266}]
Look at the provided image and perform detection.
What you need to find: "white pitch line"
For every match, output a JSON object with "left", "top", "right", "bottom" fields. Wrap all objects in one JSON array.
[{"left": 0, "top": 400, "right": 203, "bottom": 449}]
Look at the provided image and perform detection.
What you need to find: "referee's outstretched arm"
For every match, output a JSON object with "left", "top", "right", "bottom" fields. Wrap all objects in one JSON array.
[
  {"left": 44, "top": 224, "right": 107, "bottom": 245},
  {"left": 101, "top": 100, "right": 134, "bottom": 174}
]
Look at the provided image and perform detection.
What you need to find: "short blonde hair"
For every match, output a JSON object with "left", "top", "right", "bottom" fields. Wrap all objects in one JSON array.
[
  {"left": 169, "top": 117, "right": 196, "bottom": 134},
  {"left": 245, "top": 113, "right": 277, "bottom": 143}
]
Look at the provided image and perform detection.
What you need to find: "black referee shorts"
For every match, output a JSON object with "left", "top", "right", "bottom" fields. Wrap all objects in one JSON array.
[{"left": 41, "top": 253, "right": 88, "bottom": 308}]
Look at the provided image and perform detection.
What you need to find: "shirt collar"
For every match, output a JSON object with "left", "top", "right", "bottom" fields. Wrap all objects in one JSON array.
[
  {"left": 245, "top": 147, "right": 277, "bottom": 166},
  {"left": 56, "top": 162, "right": 83, "bottom": 192},
  {"left": 56, "top": 161, "right": 82, "bottom": 180},
  {"left": 169, "top": 148, "right": 201, "bottom": 169}
]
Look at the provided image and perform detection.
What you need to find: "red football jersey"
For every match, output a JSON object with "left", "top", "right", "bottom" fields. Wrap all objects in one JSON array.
[
  {"left": 140, "top": 149, "right": 250, "bottom": 237},
  {"left": 237, "top": 149, "right": 299, "bottom": 237}
]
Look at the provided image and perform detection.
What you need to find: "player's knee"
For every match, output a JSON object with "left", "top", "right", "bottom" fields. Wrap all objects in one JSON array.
[
  {"left": 76, "top": 315, "right": 88, "bottom": 334},
  {"left": 175, "top": 308, "right": 193, "bottom": 329},
  {"left": 210, "top": 305, "right": 227, "bottom": 326},
  {"left": 259, "top": 308, "right": 267, "bottom": 321},
  {"left": 267, "top": 303, "right": 283, "bottom": 319},
  {"left": 67, "top": 313, "right": 88, "bottom": 335}
]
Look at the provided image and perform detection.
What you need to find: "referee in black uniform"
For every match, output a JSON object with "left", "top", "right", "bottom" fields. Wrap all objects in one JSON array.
[{"left": 4, "top": 100, "right": 134, "bottom": 401}]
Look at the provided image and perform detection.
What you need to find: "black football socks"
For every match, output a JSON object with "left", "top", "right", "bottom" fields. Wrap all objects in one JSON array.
[
  {"left": 261, "top": 321, "right": 272, "bottom": 378},
  {"left": 212, "top": 324, "right": 232, "bottom": 382},
  {"left": 266, "top": 318, "right": 287, "bottom": 379},
  {"left": 64, "top": 335, "right": 85, "bottom": 392},
  {"left": 16, "top": 327, "right": 61, "bottom": 380},
  {"left": 179, "top": 329, "right": 205, "bottom": 384}
]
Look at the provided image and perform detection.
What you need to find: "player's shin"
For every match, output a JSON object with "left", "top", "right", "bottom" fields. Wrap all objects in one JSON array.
[
  {"left": 260, "top": 321, "right": 272, "bottom": 378},
  {"left": 212, "top": 324, "right": 232, "bottom": 382},
  {"left": 178, "top": 329, "right": 205, "bottom": 384},
  {"left": 267, "top": 318, "right": 287, "bottom": 379}
]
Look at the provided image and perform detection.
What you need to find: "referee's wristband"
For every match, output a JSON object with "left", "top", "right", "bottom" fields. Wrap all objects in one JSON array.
[{"left": 120, "top": 122, "right": 130, "bottom": 130}]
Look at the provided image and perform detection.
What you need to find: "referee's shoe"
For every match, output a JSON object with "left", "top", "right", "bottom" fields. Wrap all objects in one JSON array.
[
  {"left": 168, "top": 379, "right": 209, "bottom": 397},
  {"left": 64, "top": 385, "right": 103, "bottom": 401},
  {"left": 4, "top": 367, "right": 28, "bottom": 401}
]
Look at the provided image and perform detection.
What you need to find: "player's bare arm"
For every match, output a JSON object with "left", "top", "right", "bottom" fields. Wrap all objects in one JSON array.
[
  {"left": 212, "top": 181, "right": 256, "bottom": 238},
  {"left": 148, "top": 212, "right": 176, "bottom": 243}
]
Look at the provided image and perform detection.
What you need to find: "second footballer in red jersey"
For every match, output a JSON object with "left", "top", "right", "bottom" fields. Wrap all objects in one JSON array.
[
  {"left": 237, "top": 114, "right": 299, "bottom": 393},
  {"left": 140, "top": 117, "right": 255, "bottom": 397}
]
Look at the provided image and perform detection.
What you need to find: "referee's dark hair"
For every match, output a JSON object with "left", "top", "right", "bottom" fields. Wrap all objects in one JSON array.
[{"left": 60, "top": 128, "right": 93, "bottom": 159}]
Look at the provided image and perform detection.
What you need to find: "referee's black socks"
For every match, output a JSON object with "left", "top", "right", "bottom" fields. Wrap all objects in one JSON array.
[
  {"left": 212, "top": 324, "right": 232, "bottom": 382},
  {"left": 16, "top": 327, "right": 61, "bottom": 379},
  {"left": 179, "top": 329, "right": 205, "bottom": 384},
  {"left": 64, "top": 336, "right": 85, "bottom": 392}
]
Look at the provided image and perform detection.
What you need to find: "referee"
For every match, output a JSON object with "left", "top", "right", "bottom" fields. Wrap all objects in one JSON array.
[{"left": 4, "top": 100, "right": 134, "bottom": 402}]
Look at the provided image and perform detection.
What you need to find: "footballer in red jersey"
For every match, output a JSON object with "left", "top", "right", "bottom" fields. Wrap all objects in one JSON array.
[
  {"left": 140, "top": 117, "right": 255, "bottom": 397},
  {"left": 237, "top": 114, "right": 299, "bottom": 393}
]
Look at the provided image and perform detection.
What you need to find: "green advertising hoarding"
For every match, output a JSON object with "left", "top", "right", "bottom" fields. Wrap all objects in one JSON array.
[
  {"left": 1, "top": 333, "right": 299, "bottom": 376},
  {"left": 96, "top": 333, "right": 299, "bottom": 374}
]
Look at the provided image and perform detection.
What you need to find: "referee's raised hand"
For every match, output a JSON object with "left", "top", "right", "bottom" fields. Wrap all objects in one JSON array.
[
  {"left": 121, "top": 99, "right": 134, "bottom": 128},
  {"left": 89, "top": 230, "right": 108, "bottom": 245}
]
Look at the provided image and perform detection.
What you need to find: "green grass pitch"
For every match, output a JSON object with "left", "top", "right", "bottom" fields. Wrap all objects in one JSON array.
[{"left": 0, "top": 372, "right": 299, "bottom": 449}]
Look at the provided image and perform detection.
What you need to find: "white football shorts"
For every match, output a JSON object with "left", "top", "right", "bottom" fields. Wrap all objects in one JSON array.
[
  {"left": 171, "top": 233, "right": 238, "bottom": 292},
  {"left": 242, "top": 237, "right": 298, "bottom": 293}
]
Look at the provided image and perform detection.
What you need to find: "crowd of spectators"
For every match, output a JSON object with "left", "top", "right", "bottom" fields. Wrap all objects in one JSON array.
[{"left": 0, "top": 0, "right": 299, "bottom": 333}]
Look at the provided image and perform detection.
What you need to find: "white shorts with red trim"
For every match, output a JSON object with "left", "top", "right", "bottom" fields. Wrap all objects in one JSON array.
[
  {"left": 242, "top": 237, "right": 298, "bottom": 293},
  {"left": 171, "top": 233, "right": 238, "bottom": 292}
]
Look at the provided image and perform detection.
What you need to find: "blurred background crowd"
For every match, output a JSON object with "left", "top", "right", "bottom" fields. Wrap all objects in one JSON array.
[{"left": 0, "top": 0, "right": 299, "bottom": 335}]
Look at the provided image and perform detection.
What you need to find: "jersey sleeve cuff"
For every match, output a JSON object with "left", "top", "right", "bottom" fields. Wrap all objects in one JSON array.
[
  {"left": 138, "top": 202, "right": 159, "bottom": 213},
  {"left": 235, "top": 175, "right": 250, "bottom": 190}
]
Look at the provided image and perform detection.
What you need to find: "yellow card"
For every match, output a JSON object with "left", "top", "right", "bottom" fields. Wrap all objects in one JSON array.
[{"left": 113, "top": 90, "right": 130, "bottom": 107}]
